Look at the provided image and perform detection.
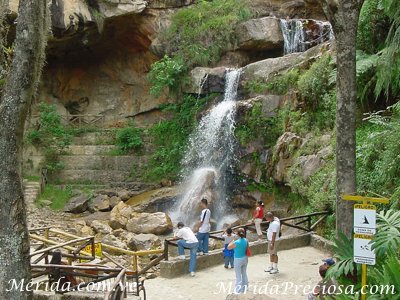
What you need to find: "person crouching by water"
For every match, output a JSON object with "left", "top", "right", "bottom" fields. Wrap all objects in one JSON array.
[
  {"left": 222, "top": 228, "right": 236, "bottom": 269},
  {"left": 173, "top": 222, "right": 199, "bottom": 277},
  {"left": 252, "top": 200, "right": 265, "bottom": 241},
  {"left": 228, "top": 228, "right": 249, "bottom": 294}
]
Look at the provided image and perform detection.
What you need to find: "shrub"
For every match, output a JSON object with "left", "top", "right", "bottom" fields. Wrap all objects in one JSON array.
[
  {"left": 147, "top": 55, "right": 186, "bottom": 96},
  {"left": 145, "top": 94, "right": 213, "bottom": 182},
  {"left": 115, "top": 127, "right": 143, "bottom": 153},
  {"left": 298, "top": 54, "right": 334, "bottom": 110},
  {"left": 26, "top": 103, "right": 71, "bottom": 171},
  {"left": 161, "top": 0, "right": 251, "bottom": 69}
]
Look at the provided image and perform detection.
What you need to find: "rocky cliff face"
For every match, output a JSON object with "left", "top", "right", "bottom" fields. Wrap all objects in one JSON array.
[{"left": 6, "top": 0, "right": 325, "bottom": 126}]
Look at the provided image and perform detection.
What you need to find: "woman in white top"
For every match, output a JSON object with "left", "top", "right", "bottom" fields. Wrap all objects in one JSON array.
[{"left": 174, "top": 222, "right": 199, "bottom": 277}]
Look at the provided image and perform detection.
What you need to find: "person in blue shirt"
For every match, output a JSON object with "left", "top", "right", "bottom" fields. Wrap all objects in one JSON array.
[{"left": 228, "top": 228, "right": 249, "bottom": 294}]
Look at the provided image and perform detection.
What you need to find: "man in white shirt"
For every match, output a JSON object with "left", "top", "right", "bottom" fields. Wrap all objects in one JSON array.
[
  {"left": 174, "top": 222, "right": 199, "bottom": 277},
  {"left": 196, "top": 198, "right": 211, "bottom": 255},
  {"left": 264, "top": 212, "right": 280, "bottom": 274}
]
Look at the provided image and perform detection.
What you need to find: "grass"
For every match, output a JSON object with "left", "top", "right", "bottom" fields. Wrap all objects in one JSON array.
[
  {"left": 24, "top": 175, "right": 41, "bottom": 182},
  {"left": 36, "top": 184, "right": 73, "bottom": 210}
]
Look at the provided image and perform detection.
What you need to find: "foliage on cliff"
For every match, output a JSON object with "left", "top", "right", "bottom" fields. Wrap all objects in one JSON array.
[
  {"left": 145, "top": 94, "right": 214, "bottom": 182},
  {"left": 148, "top": 0, "right": 251, "bottom": 95},
  {"left": 27, "top": 103, "right": 71, "bottom": 171}
]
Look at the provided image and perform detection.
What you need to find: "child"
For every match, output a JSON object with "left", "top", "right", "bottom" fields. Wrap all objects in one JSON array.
[
  {"left": 222, "top": 228, "right": 235, "bottom": 268},
  {"left": 252, "top": 200, "right": 264, "bottom": 240}
]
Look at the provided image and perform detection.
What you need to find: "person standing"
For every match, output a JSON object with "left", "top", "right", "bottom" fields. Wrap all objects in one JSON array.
[
  {"left": 222, "top": 228, "right": 236, "bottom": 268},
  {"left": 252, "top": 200, "right": 264, "bottom": 240},
  {"left": 174, "top": 222, "right": 199, "bottom": 277},
  {"left": 196, "top": 198, "right": 211, "bottom": 255},
  {"left": 228, "top": 228, "right": 249, "bottom": 294},
  {"left": 264, "top": 212, "right": 280, "bottom": 274}
]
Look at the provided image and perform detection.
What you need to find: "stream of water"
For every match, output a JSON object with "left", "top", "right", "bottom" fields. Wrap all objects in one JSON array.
[{"left": 169, "top": 69, "right": 241, "bottom": 229}]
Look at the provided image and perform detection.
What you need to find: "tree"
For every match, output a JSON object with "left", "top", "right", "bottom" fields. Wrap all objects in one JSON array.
[
  {"left": 320, "top": 0, "right": 365, "bottom": 238},
  {"left": 0, "top": 0, "right": 49, "bottom": 298}
]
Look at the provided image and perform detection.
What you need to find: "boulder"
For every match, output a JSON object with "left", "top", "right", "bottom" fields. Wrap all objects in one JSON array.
[
  {"left": 91, "top": 220, "right": 113, "bottom": 235},
  {"left": 273, "top": 132, "right": 303, "bottom": 183},
  {"left": 129, "top": 187, "right": 179, "bottom": 213},
  {"left": 297, "top": 154, "right": 324, "bottom": 182},
  {"left": 89, "top": 195, "right": 111, "bottom": 212},
  {"left": 109, "top": 201, "right": 133, "bottom": 230},
  {"left": 109, "top": 196, "right": 122, "bottom": 208},
  {"left": 126, "top": 212, "right": 173, "bottom": 235},
  {"left": 128, "top": 233, "right": 161, "bottom": 251},
  {"left": 101, "top": 235, "right": 127, "bottom": 253},
  {"left": 236, "top": 17, "right": 283, "bottom": 51},
  {"left": 183, "top": 67, "right": 227, "bottom": 94},
  {"left": 117, "top": 189, "right": 131, "bottom": 201},
  {"left": 63, "top": 195, "right": 89, "bottom": 213},
  {"left": 80, "top": 225, "right": 95, "bottom": 236}
]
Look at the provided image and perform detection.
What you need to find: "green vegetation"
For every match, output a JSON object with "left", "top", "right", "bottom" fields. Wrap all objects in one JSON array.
[
  {"left": 356, "top": 102, "right": 400, "bottom": 208},
  {"left": 235, "top": 102, "right": 283, "bottom": 147},
  {"left": 245, "top": 69, "right": 300, "bottom": 95},
  {"left": 327, "top": 210, "right": 400, "bottom": 298},
  {"left": 115, "top": 126, "right": 143, "bottom": 153},
  {"left": 149, "top": 0, "right": 251, "bottom": 94},
  {"left": 36, "top": 184, "right": 73, "bottom": 210},
  {"left": 26, "top": 103, "right": 71, "bottom": 171},
  {"left": 298, "top": 54, "right": 335, "bottom": 110},
  {"left": 147, "top": 55, "right": 186, "bottom": 96},
  {"left": 145, "top": 94, "right": 214, "bottom": 182}
]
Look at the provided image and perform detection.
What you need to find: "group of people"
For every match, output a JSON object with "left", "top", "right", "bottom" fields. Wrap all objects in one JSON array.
[{"left": 173, "top": 198, "right": 281, "bottom": 294}]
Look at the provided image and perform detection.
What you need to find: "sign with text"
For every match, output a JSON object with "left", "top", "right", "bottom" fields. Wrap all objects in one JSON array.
[
  {"left": 354, "top": 204, "right": 376, "bottom": 235},
  {"left": 354, "top": 234, "right": 375, "bottom": 265},
  {"left": 80, "top": 243, "right": 102, "bottom": 262}
]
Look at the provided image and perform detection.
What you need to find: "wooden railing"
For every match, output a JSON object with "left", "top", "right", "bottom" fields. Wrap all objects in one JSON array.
[{"left": 31, "top": 114, "right": 105, "bottom": 127}]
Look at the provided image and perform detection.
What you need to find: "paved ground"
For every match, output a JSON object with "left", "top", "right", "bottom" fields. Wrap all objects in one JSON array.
[{"left": 144, "top": 246, "right": 329, "bottom": 300}]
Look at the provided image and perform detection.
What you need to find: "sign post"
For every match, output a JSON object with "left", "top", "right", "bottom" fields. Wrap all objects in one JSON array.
[{"left": 342, "top": 194, "right": 389, "bottom": 300}]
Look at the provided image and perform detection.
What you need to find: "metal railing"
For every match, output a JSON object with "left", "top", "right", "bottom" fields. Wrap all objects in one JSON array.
[{"left": 164, "top": 211, "right": 331, "bottom": 259}]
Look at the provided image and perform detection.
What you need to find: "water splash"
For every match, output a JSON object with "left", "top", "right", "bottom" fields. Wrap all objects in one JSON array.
[{"left": 169, "top": 69, "right": 241, "bottom": 229}]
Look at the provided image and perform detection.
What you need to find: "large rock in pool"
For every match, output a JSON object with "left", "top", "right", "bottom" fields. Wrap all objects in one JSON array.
[{"left": 126, "top": 212, "right": 173, "bottom": 235}]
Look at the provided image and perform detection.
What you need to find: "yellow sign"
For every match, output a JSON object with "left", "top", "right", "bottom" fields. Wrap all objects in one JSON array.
[
  {"left": 354, "top": 204, "right": 376, "bottom": 210},
  {"left": 84, "top": 243, "right": 102, "bottom": 257}
]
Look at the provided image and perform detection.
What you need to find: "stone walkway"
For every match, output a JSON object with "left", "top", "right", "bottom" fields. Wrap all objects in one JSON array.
[{"left": 145, "top": 246, "right": 329, "bottom": 300}]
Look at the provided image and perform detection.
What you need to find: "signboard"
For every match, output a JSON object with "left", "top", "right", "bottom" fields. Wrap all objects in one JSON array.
[
  {"left": 80, "top": 243, "right": 102, "bottom": 262},
  {"left": 354, "top": 234, "right": 375, "bottom": 265},
  {"left": 354, "top": 204, "right": 376, "bottom": 235}
]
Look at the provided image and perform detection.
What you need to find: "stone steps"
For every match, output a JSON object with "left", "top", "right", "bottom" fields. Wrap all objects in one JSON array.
[
  {"left": 23, "top": 181, "right": 41, "bottom": 208},
  {"left": 56, "top": 170, "right": 134, "bottom": 184},
  {"left": 59, "top": 155, "right": 149, "bottom": 171},
  {"left": 72, "top": 131, "right": 116, "bottom": 145},
  {"left": 65, "top": 145, "right": 118, "bottom": 156}
]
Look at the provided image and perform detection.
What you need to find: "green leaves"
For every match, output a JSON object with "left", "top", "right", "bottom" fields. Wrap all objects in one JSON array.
[
  {"left": 26, "top": 103, "right": 71, "bottom": 171},
  {"left": 327, "top": 231, "right": 359, "bottom": 281},
  {"left": 115, "top": 127, "right": 143, "bottom": 153},
  {"left": 147, "top": 55, "right": 186, "bottom": 97},
  {"left": 372, "top": 209, "right": 400, "bottom": 256}
]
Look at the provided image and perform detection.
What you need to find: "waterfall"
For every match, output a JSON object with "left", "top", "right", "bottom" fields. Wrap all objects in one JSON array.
[
  {"left": 280, "top": 19, "right": 334, "bottom": 55},
  {"left": 280, "top": 19, "right": 306, "bottom": 54},
  {"left": 169, "top": 69, "right": 241, "bottom": 229}
]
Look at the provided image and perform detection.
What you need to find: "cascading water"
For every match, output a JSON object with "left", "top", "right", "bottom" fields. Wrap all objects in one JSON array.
[
  {"left": 169, "top": 69, "right": 241, "bottom": 229},
  {"left": 280, "top": 19, "right": 334, "bottom": 55},
  {"left": 280, "top": 19, "right": 306, "bottom": 54}
]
